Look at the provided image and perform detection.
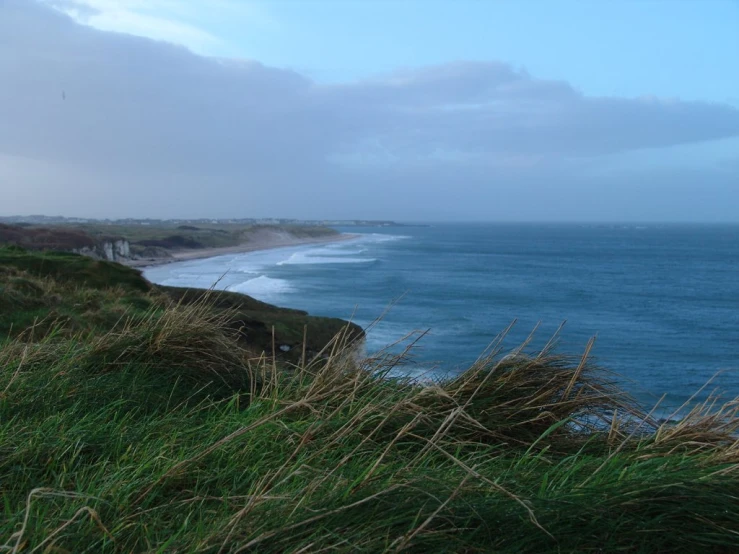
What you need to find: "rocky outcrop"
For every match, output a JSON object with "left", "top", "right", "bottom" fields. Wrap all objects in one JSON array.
[
  {"left": 0, "top": 223, "right": 131, "bottom": 262},
  {"left": 74, "top": 239, "right": 132, "bottom": 262},
  {"left": 106, "top": 239, "right": 131, "bottom": 260}
]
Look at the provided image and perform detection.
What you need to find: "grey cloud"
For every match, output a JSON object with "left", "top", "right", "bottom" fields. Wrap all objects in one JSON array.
[
  {"left": 2, "top": 0, "right": 739, "bottom": 220},
  {"left": 326, "top": 62, "right": 579, "bottom": 108},
  {"left": 322, "top": 64, "right": 739, "bottom": 158}
]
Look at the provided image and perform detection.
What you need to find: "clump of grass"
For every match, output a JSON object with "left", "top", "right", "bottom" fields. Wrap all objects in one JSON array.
[
  {"left": 78, "top": 296, "right": 258, "bottom": 395},
  {"left": 164, "top": 286, "right": 364, "bottom": 364}
]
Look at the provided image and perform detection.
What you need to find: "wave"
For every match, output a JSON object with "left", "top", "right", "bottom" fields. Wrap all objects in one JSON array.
[
  {"left": 277, "top": 252, "right": 377, "bottom": 266},
  {"left": 356, "top": 233, "right": 412, "bottom": 243},
  {"left": 321, "top": 247, "right": 369, "bottom": 255},
  {"left": 363, "top": 322, "right": 427, "bottom": 351},
  {"left": 157, "top": 273, "right": 225, "bottom": 290},
  {"left": 228, "top": 275, "right": 295, "bottom": 299}
]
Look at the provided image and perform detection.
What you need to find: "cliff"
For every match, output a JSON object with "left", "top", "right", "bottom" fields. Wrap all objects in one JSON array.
[{"left": 74, "top": 237, "right": 132, "bottom": 262}]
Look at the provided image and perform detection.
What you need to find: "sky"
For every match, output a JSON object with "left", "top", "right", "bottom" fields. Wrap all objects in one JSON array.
[{"left": 1, "top": 0, "right": 738, "bottom": 221}]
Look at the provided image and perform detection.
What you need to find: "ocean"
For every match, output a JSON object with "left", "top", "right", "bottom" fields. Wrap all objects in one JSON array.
[{"left": 143, "top": 223, "right": 739, "bottom": 411}]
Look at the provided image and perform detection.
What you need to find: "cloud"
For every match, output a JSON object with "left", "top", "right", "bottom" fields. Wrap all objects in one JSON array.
[
  {"left": 44, "top": 0, "right": 100, "bottom": 19},
  {"left": 2, "top": 0, "right": 739, "bottom": 220},
  {"left": 40, "top": 0, "right": 223, "bottom": 53},
  {"left": 322, "top": 63, "right": 739, "bottom": 160},
  {"left": 38, "top": 0, "right": 272, "bottom": 55}
]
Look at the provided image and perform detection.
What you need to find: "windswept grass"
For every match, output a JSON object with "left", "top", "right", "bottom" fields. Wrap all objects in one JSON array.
[
  {"left": 2, "top": 296, "right": 739, "bottom": 552},
  {"left": 1, "top": 247, "right": 739, "bottom": 552}
]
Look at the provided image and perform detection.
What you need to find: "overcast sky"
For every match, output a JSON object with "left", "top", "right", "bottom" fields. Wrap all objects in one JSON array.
[{"left": 2, "top": 0, "right": 738, "bottom": 221}]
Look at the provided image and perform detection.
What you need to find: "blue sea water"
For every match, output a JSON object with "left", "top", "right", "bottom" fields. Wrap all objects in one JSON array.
[{"left": 144, "top": 223, "right": 739, "bottom": 411}]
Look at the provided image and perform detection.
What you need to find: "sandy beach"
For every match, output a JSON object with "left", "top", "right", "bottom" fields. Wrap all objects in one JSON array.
[{"left": 125, "top": 232, "right": 361, "bottom": 269}]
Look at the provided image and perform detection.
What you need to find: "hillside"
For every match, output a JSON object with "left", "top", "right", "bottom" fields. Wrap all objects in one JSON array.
[
  {"left": 0, "top": 222, "right": 341, "bottom": 265},
  {"left": 76, "top": 222, "right": 340, "bottom": 256},
  {"left": 0, "top": 223, "right": 119, "bottom": 253},
  {"left": 2, "top": 248, "right": 739, "bottom": 552}
]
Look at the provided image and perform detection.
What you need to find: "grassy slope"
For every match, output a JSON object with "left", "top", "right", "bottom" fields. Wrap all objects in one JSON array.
[
  {"left": 2, "top": 248, "right": 739, "bottom": 552},
  {"left": 0, "top": 247, "right": 361, "bottom": 364}
]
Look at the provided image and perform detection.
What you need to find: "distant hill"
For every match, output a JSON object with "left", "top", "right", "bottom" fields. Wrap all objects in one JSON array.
[
  {"left": 0, "top": 222, "right": 101, "bottom": 251},
  {"left": 0, "top": 222, "right": 342, "bottom": 264}
]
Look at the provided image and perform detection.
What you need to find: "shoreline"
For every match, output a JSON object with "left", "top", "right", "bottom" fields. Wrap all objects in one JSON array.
[{"left": 124, "top": 232, "right": 361, "bottom": 269}]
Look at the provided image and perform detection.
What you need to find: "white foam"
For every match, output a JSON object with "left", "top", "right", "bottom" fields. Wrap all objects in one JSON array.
[
  {"left": 228, "top": 275, "right": 295, "bottom": 299},
  {"left": 144, "top": 232, "right": 412, "bottom": 302},
  {"left": 276, "top": 252, "right": 377, "bottom": 266},
  {"left": 157, "top": 273, "right": 224, "bottom": 289},
  {"left": 354, "top": 233, "right": 411, "bottom": 243},
  {"left": 363, "top": 322, "right": 428, "bottom": 351},
  {"left": 320, "top": 246, "right": 369, "bottom": 255}
]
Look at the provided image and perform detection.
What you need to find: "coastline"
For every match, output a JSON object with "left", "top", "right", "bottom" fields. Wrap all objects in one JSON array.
[{"left": 124, "top": 232, "right": 361, "bottom": 269}]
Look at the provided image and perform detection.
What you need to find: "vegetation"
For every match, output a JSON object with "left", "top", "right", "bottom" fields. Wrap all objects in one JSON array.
[
  {"left": 0, "top": 222, "right": 340, "bottom": 260},
  {"left": 0, "top": 247, "right": 360, "bottom": 364},
  {"left": 73, "top": 223, "right": 340, "bottom": 256},
  {"left": 2, "top": 247, "right": 739, "bottom": 552},
  {"left": 0, "top": 224, "right": 101, "bottom": 252}
]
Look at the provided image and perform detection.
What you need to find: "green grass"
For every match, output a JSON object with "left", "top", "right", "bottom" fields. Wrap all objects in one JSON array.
[
  {"left": 0, "top": 249, "right": 151, "bottom": 338},
  {"left": 0, "top": 247, "right": 151, "bottom": 292},
  {"left": 2, "top": 248, "right": 739, "bottom": 552},
  {"left": 0, "top": 247, "right": 360, "bottom": 362}
]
